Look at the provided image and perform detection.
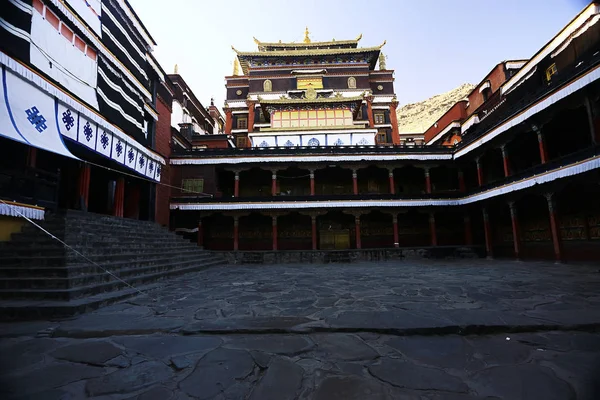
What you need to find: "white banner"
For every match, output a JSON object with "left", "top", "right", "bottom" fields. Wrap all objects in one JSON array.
[
  {"left": 77, "top": 113, "right": 97, "bottom": 150},
  {"left": 97, "top": 127, "right": 113, "bottom": 158},
  {"left": 64, "top": 0, "right": 102, "bottom": 37},
  {"left": 0, "top": 67, "right": 77, "bottom": 159},
  {"left": 30, "top": 11, "right": 98, "bottom": 109}
]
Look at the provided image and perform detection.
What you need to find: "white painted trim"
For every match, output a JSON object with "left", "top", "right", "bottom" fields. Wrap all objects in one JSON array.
[
  {"left": 144, "top": 103, "right": 158, "bottom": 121},
  {"left": 98, "top": 67, "right": 143, "bottom": 115},
  {"left": 478, "top": 81, "right": 491, "bottom": 93},
  {"left": 456, "top": 63, "right": 600, "bottom": 158},
  {"left": 502, "top": 4, "right": 600, "bottom": 95},
  {"left": 427, "top": 122, "right": 460, "bottom": 145},
  {"left": 552, "top": 14, "right": 600, "bottom": 59},
  {"left": 146, "top": 54, "right": 164, "bottom": 82},
  {"left": 250, "top": 128, "right": 378, "bottom": 137},
  {"left": 113, "top": 0, "right": 155, "bottom": 48},
  {"left": 0, "top": 203, "right": 45, "bottom": 220},
  {"left": 170, "top": 152, "right": 453, "bottom": 165},
  {"left": 506, "top": 61, "right": 527, "bottom": 70},
  {"left": 170, "top": 155, "right": 600, "bottom": 210},
  {"left": 8, "top": 0, "right": 32, "bottom": 14},
  {"left": 461, "top": 114, "right": 480, "bottom": 133},
  {"left": 231, "top": 129, "right": 248, "bottom": 134}
]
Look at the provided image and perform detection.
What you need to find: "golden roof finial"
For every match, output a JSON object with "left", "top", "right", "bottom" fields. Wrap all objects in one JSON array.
[
  {"left": 355, "top": 33, "right": 363, "bottom": 41},
  {"left": 174, "top": 64, "right": 178, "bottom": 74},
  {"left": 233, "top": 57, "right": 240, "bottom": 76},
  {"left": 253, "top": 36, "right": 260, "bottom": 45},
  {"left": 304, "top": 26, "right": 311, "bottom": 43},
  {"left": 379, "top": 52, "right": 386, "bottom": 70}
]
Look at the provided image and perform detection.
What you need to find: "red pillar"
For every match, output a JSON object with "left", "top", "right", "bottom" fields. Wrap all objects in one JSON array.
[
  {"left": 234, "top": 171, "right": 240, "bottom": 197},
  {"left": 546, "top": 193, "right": 563, "bottom": 263},
  {"left": 352, "top": 170, "right": 358, "bottom": 195},
  {"left": 424, "top": 168, "right": 432, "bottom": 194},
  {"left": 537, "top": 131, "right": 548, "bottom": 164},
  {"left": 501, "top": 145, "right": 511, "bottom": 177},
  {"left": 388, "top": 169, "right": 395, "bottom": 194},
  {"left": 233, "top": 217, "right": 239, "bottom": 251},
  {"left": 271, "top": 171, "right": 277, "bottom": 196},
  {"left": 197, "top": 219, "right": 204, "bottom": 249},
  {"left": 246, "top": 100, "right": 255, "bottom": 133},
  {"left": 27, "top": 147, "right": 37, "bottom": 168},
  {"left": 464, "top": 214, "right": 473, "bottom": 245},
  {"left": 389, "top": 100, "right": 401, "bottom": 145},
  {"left": 509, "top": 202, "right": 521, "bottom": 260},
  {"left": 482, "top": 207, "right": 493, "bottom": 259},
  {"left": 366, "top": 96, "right": 375, "bottom": 128},
  {"left": 113, "top": 177, "right": 125, "bottom": 217},
  {"left": 311, "top": 215, "right": 318, "bottom": 250},
  {"left": 476, "top": 157, "right": 484, "bottom": 186},
  {"left": 355, "top": 215, "right": 362, "bottom": 249},
  {"left": 309, "top": 171, "right": 315, "bottom": 196},
  {"left": 272, "top": 216, "right": 278, "bottom": 251},
  {"left": 225, "top": 109, "right": 233, "bottom": 134},
  {"left": 429, "top": 212, "right": 437, "bottom": 246},
  {"left": 392, "top": 214, "right": 399, "bottom": 248},
  {"left": 458, "top": 169, "right": 466, "bottom": 192},
  {"left": 78, "top": 163, "right": 91, "bottom": 211}
]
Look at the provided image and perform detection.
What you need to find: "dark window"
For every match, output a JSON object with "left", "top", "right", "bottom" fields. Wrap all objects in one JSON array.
[
  {"left": 374, "top": 113, "right": 385, "bottom": 124},
  {"left": 181, "top": 178, "right": 204, "bottom": 194},
  {"left": 237, "top": 117, "right": 247, "bottom": 129}
]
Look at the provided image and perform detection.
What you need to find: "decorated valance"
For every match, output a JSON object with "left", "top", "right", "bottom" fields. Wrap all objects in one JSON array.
[{"left": 0, "top": 201, "right": 45, "bottom": 220}]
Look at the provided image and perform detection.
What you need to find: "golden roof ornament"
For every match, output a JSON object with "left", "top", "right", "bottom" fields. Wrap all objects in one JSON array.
[
  {"left": 233, "top": 57, "right": 240, "bottom": 76},
  {"left": 304, "top": 27, "right": 311, "bottom": 43},
  {"left": 174, "top": 64, "right": 178, "bottom": 74},
  {"left": 379, "top": 52, "right": 387, "bottom": 70},
  {"left": 305, "top": 85, "right": 317, "bottom": 100}
]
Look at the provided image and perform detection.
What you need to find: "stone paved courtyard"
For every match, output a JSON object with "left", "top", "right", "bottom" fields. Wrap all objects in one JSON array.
[{"left": 1, "top": 260, "right": 600, "bottom": 399}]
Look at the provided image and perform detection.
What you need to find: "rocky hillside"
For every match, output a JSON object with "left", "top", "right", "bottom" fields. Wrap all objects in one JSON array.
[{"left": 397, "top": 83, "right": 475, "bottom": 133}]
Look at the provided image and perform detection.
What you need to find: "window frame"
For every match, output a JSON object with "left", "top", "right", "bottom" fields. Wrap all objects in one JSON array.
[
  {"left": 237, "top": 117, "right": 248, "bottom": 130},
  {"left": 374, "top": 113, "right": 385, "bottom": 125},
  {"left": 181, "top": 178, "right": 204, "bottom": 195}
]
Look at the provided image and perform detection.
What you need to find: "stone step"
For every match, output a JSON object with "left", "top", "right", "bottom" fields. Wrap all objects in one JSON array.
[
  {"left": 0, "top": 252, "right": 223, "bottom": 279},
  {"left": 0, "top": 257, "right": 224, "bottom": 290},
  {"left": 0, "top": 283, "right": 163, "bottom": 320},
  {"left": 0, "top": 242, "right": 199, "bottom": 257},
  {"left": 0, "top": 248, "right": 209, "bottom": 268},
  {"left": 0, "top": 259, "right": 224, "bottom": 300},
  {"left": 13, "top": 226, "right": 185, "bottom": 241}
]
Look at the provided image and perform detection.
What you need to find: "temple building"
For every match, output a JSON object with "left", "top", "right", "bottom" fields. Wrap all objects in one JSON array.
[
  {"left": 170, "top": 4, "right": 600, "bottom": 263},
  {"left": 0, "top": 0, "right": 171, "bottom": 235}
]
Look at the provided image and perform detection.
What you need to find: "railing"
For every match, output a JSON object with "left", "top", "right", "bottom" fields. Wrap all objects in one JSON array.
[{"left": 0, "top": 167, "right": 60, "bottom": 211}]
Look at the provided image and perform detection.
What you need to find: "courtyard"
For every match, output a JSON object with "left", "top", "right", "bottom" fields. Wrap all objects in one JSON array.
[{"left": 1, "top": 260, "right": 600, "bottom": 399}]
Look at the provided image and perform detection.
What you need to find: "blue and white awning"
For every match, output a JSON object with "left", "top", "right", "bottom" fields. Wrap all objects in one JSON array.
[{"left": 0, "top": 66, "right": 78, "bottom": 159}]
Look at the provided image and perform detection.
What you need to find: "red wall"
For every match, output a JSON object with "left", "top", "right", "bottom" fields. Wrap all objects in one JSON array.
[
  {"left": 155, "top": 96, "right": 172, "bottom": 227},
  {"left": 424, "top": 101, "right": 467, "bottom": 143},
  {"left": 465, "top": 64, "right": 507, "bottom": 116}
]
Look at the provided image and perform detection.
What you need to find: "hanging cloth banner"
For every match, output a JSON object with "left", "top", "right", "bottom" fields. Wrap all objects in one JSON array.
[{"left": 0, "top": 66, "right": 78, "bottom": 160}]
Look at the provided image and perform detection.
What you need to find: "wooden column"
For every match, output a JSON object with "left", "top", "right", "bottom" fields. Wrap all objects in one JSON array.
[
  {"left": 429, "top": 212, "right": 437, "bottom": 246},
  {"left": 365, "top": 95, "right": 375, "bottom": 128},
  {"left": 501, "top": 145, "right": 511, "bottom": 177},
  {"left": 27, "top": 147, "right": 37, "bottom": 168},
  {"left": 309, "top": 169, "right": 315, "bottom": 196},
  {"left": 583, "top": 95, "right": 598, "bottom": 144},
  {"left": 311, "top": 215, "right": 318, "bottom": 250},
  {"left": 113, "top": 177, "right": 125, "bottom": 217},
  {"left": 355, "top": 215, "right": 362, "bottom": 249},
  {"left": 424, "top": 167, "right": 432, "bottom": 194},
  {"left": 233, "top": 216, "right": 239, "bottom": 251},
  {"left": 246, "top": 100, "right": 256, "bottom": 133},
  {"left": 537, "top": 131, "right": 548, "bottom": 164},
  {"left": 388, "top": 168, "right": 395, "bottom": 194},
  {"left": 389, "top": 98, "right": 401, "bottom": 145},
  {"left": 272, "top": 215, "right": 278, "bottom": 251},
  {"left": 352, "top": 169, "right": 358, "bottom": 195},
  {"left": 197, "top": 218, "right": 204, "bottom": 249},
  {"left": 392, "top": 213, "right": 399, "bottom": 248},
  {"left": 458, "top": 169, "right": 466, "bottom": 192},
  {"left": 464, "top": 214, "right": 473, "bottom": 245},
  {"left": 508, "top": 202, "right": 521, "bottom": 260},
  {"left": 482, "top": 207, "right": 493, "bottom": 259},
  {"left": 234, "top": 171, "right": 240, "bottom": 197},
  {"left": 545, "top": 193, "right": 563, "bottom": 263},
  {"left": 78, "top": 163, "right": 91, "bottom": 211},
  {"left": 476, "top": 157, "right": 484, "bottom": 186},
  {"left": 271, "top": 170, "right": 278, "bottom": 196},
  {"left": 224, "top": 108, "right": 233, "bottom": 134}
]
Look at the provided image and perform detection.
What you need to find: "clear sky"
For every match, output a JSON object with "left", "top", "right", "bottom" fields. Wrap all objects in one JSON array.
[{"left": 128, "top": 0, "right": 589, "bottom": 111}]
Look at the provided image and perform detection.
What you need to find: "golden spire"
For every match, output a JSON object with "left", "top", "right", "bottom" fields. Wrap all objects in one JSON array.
[
  {"left": 233, "top": 57, "right": 240, "bottom": 76},
  {"left": 355, "top": 33, "right": 363, "bottom": 41},
  {"left": 174, "top": 64, "right": 178, "bottom": 74},
  {"left": 379, "top": 52, "right": 387, "bottom": 70},
  {"left": 303, "top": 26, "right": 311, "bottom": 43}
]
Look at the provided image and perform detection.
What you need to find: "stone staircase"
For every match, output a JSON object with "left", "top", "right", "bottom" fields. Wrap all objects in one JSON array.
[{"left": 0, "top": 210, "right": 226, "bottom": 320}]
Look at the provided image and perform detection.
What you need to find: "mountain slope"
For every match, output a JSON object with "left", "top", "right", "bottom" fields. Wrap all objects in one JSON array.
[{"left": 397, "top": 83, "right": 475, "bottom": 133}]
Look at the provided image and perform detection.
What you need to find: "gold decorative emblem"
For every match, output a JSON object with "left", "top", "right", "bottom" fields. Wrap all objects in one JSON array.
[
  {"left": 377, "top": 85, "right": 384, "bottom": 91},
  {"left": 305, "top": 85, "right": 318, "bottom": 100},
  {"left": 236, "top": 89, "right": 242, "bottom": 96}
]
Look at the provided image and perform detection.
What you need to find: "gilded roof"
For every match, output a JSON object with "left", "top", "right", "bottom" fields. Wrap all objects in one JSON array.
[
  {"left": 252, "top": 34, "right": 363, "bottom": 51},
  {"left": 257, "top": 94, "right": 365, "bottom": 105},
  {"left": 233, "top": 41, "right": 385, "bottom": 58}
]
